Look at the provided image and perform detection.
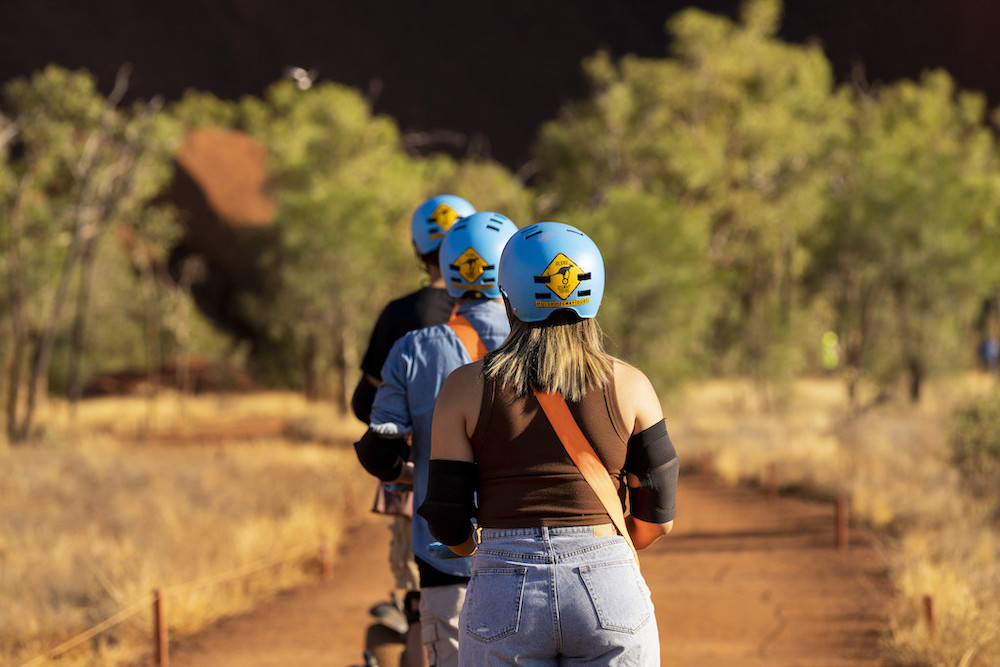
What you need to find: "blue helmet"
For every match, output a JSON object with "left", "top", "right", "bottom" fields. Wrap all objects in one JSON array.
[
  {"left": 439, "top": 212, "right": 518, "bottom": 299},
  {"left": 498, "top": 221, "right": 605, "bottom": 322},
  {"left": 410, "top": 194, "right": 476, "bottom": 255}
]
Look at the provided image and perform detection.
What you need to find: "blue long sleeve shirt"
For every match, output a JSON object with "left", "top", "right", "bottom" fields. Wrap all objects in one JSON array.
[{"left": 369, "top": 299, "right": 510, "bottom": 577}]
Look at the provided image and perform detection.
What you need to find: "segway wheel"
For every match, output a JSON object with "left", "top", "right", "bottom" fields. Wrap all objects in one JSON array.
[{"left": 364, "top": 623, "right": 405, "bottom": 667}]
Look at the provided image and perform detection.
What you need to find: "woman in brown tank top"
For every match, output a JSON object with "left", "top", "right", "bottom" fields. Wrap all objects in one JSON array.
[{"left": 419, "top": 222, "right": 678, "bottom": 665}]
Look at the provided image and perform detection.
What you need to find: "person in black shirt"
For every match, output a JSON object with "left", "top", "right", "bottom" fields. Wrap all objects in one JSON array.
[
  {"left": 352, "top": 288, "right": 454, "bottom": 422},
  {"left": 351, "top": 194, "right": 475, "bottom": 422},
  {"left": 352, "top": 194, "right": 475, "bottom": 667}
]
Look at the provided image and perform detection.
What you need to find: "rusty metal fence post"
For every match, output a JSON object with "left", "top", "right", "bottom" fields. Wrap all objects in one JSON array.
[
  {"left": 701, "top": 451, "right": 714, "bottom": 485},
  {"left": 836, "top": 494, "right": 849, "bottom": 551},
  {"left": 153, "top": 588, "right": 169, "bottom": 666},
  {"left": 766, "top": 461, "right": 778, "bottom": 502},
  {"left": 923, "top": 594, "right": 936, "bottom": 635},
  {"left": 318, "top": 536, "right": 332, "bottom": 580}
]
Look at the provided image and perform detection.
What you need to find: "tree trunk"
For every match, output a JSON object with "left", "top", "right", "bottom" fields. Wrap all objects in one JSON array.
[
  {"left": 303, "top": 332, "right": 318, "bottom": 401},
  {"left": 67, "top": 130, "right": 141, "bottom": 409},
  {"left": 4, "top": 167, "right": 34, "bottom": 443},
  {"left": 4, "top": 331, "right": 24, "bottom": 444},
  {"left": 17, "top": 237, "right": 82, "bottom": 441},
  {"left": 67, "top": 233, "right": 104, "bottom": 412},
  {"left": 339, "top": 317, "right": 358, "bottom": 415},
  {"left": 139, "top": 260, "right": 162, "bottom": 397},
  {"left": 841, "top": 280, "right": 880, "bottom": 413},
  {"left": 907, "top": 356, "right": 923, "bottom": 403},
  {"left": 176, "top": 255, "right": 207, "bottom": 395},
  {"left": 4, "top": 258, "right": 26, "bottom": 442}
]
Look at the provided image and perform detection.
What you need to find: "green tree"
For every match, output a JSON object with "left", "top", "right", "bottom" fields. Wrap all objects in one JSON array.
[
  {"left": 533, "top": 0, "right": 851, "bottom": 383},
  {"left": 433, "top": 156, "right": 534, "bottom": 226},
  {"left": 170, "top": 81, "right": 534, "bottom": 405},
  {"left": 240, "top": 80, "right": 424, "bottom": 401},
  {"left": 1, "top": 65, "right": 180, "bottom": 443},
  {"left": 565, "top": 188, "right": 713, "bottom": 389},
  {"left": 806, "top": 70, "right": 1000, "bottom": 403},
  {"left": 950, "top": 393, "right": 1000, "bottom": 502}
]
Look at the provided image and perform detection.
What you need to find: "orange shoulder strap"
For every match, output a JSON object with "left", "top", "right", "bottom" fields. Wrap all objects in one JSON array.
[
  {"left": 447, "top": 310, "right": 488, "bottom": 361},
  {"left": 533, "top": 388, "right": 638, "bottom": 563}
]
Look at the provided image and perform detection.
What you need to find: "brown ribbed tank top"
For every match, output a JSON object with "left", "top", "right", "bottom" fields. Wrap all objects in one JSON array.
[{"left": 470, "top": 375, "right": 631, "bottom": 528}]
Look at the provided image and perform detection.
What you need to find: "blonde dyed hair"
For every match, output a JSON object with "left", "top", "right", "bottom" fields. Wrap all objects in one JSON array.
[{"left": 484, "top": 313, "right": 613, "bottom": 402}]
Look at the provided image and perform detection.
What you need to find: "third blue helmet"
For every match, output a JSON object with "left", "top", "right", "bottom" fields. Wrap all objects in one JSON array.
[
  {"left": 410, "top": 194, "right": 476, "bottom": 255},
  {"left": 439, "top": 212, "right": 518, "bottom": 299},
  {"left": 498, "top": 221, "right": 605, "bottom": 322}
]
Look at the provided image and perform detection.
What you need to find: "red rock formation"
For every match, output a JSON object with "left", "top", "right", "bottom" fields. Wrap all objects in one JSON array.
[{"left": 159, "top": 128, "right": 278, "bottom": 339}]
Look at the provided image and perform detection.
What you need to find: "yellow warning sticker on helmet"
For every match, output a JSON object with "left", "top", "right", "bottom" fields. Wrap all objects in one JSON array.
[
  {"left": 539, "top": 253, "right": 584, "bottom": 300},
  {"left": 428, "top": 203, "right": 462, "bottom": 239},
  {"left": 455, "top": 247, "right": 488, "bottom": 284}
]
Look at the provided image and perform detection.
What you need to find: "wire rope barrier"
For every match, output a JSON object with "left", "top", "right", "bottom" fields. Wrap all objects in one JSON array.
[{"left": 18, "top": 536, "right": 332, "bottom": 667}]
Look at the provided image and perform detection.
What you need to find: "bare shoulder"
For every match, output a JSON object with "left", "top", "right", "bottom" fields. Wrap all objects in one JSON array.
[
  {"left": 611, "top": 358, "right": 663, "bottom": 433},
  {"left": 444, "top": 359, "right": 485, "bottom": 391},
  {"left": 437, "top": 360, "right": 486, "bottom": 425},
  {"left": 611, "top": 358, "right": 656, "bottom": 400},
  {"left": 432, "top": 361, "right": 484, "bottom": 459}
]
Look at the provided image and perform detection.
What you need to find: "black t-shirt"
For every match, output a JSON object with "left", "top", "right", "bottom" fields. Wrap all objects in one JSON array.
[{"left": 360, "top": 286, "right": 454, "bottom": 380}]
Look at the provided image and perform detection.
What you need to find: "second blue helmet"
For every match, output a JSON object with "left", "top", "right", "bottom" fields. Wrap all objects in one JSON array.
[
  {"left": 498, "top": 221, "right": 605, "bottom": 322},
  {"left": 439, "top": 212, "right": 519, "bottom": 299},
  {"left": 410, "top": 194, "right": 476, "bottom": 255}
]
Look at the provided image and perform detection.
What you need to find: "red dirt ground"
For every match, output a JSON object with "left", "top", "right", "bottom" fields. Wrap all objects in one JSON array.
[{"left": 168, "top": 475, "right": 892, "bottom": 666}]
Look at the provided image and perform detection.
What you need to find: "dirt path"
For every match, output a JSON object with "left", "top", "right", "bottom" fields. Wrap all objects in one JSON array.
[{"left": 169, "top": 475, "right": 892, "bottom": 666}]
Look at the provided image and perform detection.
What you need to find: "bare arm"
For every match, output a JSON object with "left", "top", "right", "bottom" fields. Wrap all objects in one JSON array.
[
  {"left": 626, "top": 515, "right": 674, "bottom": 549},
  {"left": 429, "top": 361, "right": 483, "bottom": 461},
  {"left": 427, "top": 362, "right": 484, "bottom": 555},
  {"left": 614, "top": 360, "right": 663, "bottom": 433},
  {"left": 614, "top": 360, "right": 674, "bottom": 549}
]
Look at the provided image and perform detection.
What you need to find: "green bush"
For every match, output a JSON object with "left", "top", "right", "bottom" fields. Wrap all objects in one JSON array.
[{"left": 949, "top": 395, "right": 1000, "bottom": 502}]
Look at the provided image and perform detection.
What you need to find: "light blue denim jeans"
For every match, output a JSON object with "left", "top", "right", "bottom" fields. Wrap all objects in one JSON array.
[{"left": 459, "top": 525, "right": 659, "bottom": 666}]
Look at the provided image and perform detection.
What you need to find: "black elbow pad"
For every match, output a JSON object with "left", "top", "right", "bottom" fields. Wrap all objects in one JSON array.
[
  {"left": 351, "top": 376, "right": 378, "bottom": 424},
  {"left": 417, "top": 459, "right": 478, "bottom": 546},
  {"left": 625, "top": 420, "right": 678, "bottom": 523},
  {"left": 354, "top": 429, "right": 410, "bottom": 481}
]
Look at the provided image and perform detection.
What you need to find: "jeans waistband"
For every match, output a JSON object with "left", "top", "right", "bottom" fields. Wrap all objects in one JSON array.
[{"left": 479, "top": 523, "right": 617, "bottom": 540}]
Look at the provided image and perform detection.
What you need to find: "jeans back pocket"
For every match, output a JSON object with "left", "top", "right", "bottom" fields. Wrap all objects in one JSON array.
[
  {"left": 579, "top": 559, "right": 653, "bottom": 634},
  {"left": 463, "top": 566, "right": 527, "bottom": 643}
]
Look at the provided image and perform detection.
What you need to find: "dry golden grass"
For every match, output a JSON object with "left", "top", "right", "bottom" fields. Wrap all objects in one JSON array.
[
  {"left": 671, "top": 373, "right": 1000, "bottom": 666},
  {"left": 1, "top": 391, "right": 372, "bottom": 666},
  {"left": 4, "top": 377, "right": 999, "bottom": 665}
]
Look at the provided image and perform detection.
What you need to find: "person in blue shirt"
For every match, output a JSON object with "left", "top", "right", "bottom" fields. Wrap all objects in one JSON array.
[
  {"left": 351, "top": 194, "right": 474, "bottom": 667},
  {"left": 355, "top": 212, "right": 518, "bottom": 666}
]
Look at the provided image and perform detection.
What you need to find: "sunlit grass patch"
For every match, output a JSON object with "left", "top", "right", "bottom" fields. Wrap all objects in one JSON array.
[
  {"left": 671, "top": 373, "right": 1000, "bottom": 665},
  {"left": 1, "top": 393, "right": 370, "bottom": 666}
]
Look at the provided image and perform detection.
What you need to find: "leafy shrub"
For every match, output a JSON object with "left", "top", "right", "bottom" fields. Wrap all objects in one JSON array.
[{"left": 949, "top": 395, "right": 1000, "bottom": 502}]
